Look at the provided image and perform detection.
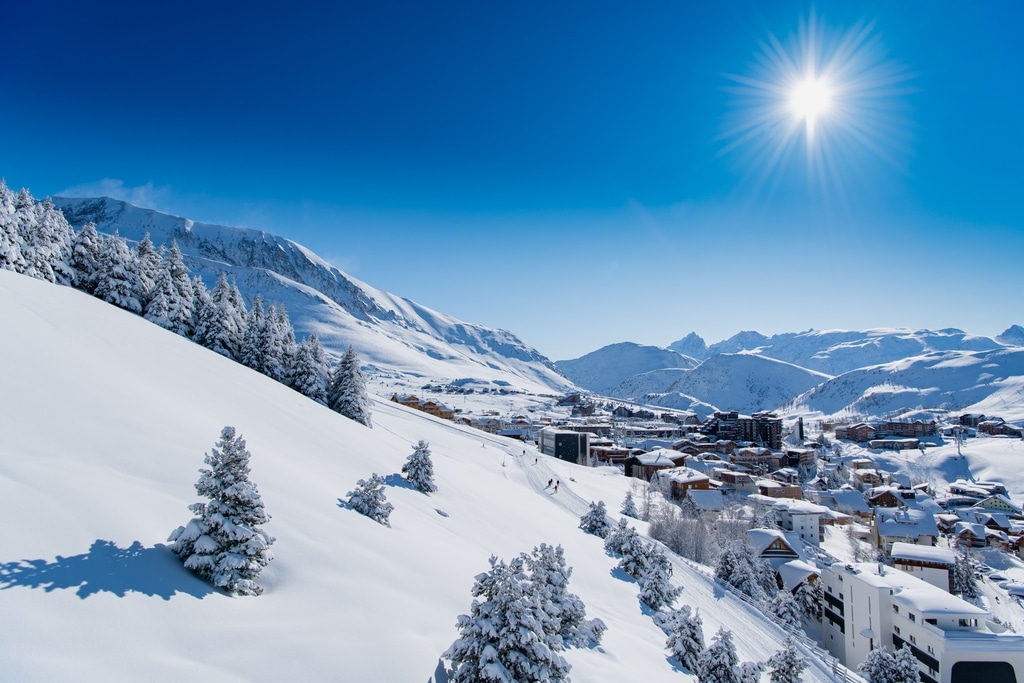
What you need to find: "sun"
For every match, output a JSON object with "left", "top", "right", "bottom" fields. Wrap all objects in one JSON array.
[{"left": 790, "top": 76, "right": 831, "bottom": 120}]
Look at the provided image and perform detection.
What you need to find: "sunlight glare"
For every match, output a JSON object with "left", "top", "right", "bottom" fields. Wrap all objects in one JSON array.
[{"left": 790, "top": 77, "right": 831, "bottom": 120}]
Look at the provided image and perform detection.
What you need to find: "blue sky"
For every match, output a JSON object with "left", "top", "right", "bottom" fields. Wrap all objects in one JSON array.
[{"left": 3, "top": 1, "right": 1022, "bottom": 360}]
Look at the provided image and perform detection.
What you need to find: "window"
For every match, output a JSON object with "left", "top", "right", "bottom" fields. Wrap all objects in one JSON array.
[
  {"left": 893, "top": 605, "right": 899, "bottom": 614},
  {"left": 894, "top": 626, "right": 901, "bottom": 635},
  {"left": 927, "top": 645, "right": 934, "bottom": 655},
  {"left": 910, "top": 635, "right": 917, "bottom": 645},
  {"left": 909, "top": 613, "right": 917, "bottom": 623}
]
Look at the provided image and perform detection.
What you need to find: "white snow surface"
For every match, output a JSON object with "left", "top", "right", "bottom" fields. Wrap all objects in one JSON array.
[{"left": 0, "top": 270, "right": 847, "bottom": 682}]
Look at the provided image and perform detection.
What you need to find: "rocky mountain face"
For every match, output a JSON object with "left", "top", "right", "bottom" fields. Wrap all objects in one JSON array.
[{"left": 54, "top": 196, "right": 573, "bottom": 395}]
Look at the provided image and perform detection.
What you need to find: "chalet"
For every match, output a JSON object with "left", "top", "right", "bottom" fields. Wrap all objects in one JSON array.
[
  {"left": 755, "top": 479, "right": 802, "bottom": 499},
  {"left": 625, "top": 448, "right": 687, "bottom": 480},
  {"left": 959, "top": 413, "right": 988, "bottom": 428},
  {"left": 777, "top": 559, "right": 820, "bottom": 593},
  {"left": 746, "top": 528, "right": 800, "bottom": 571},
  {"left": 654, "top": 466, "right": 711, "bottom": 500},
  {"left": 977, "top": 417, "right": 1024, "bottom": 437},
  {"left": 890, "top": 541, "right": 955, "bottom": 593},
  {"left": 972, "top": 494, "right": 1022, "bottom": 517},
  {"left": 589, "top": 444, "right": 636, "bottom": 466},
  {"left": 390, "top": 394, "right": 454, "bottom": 420},
  {"left": 851, "top": 469, "right": 883, "bottom": 491},
  {"left": 850, "top": 458, "right": 874, "bottom": 470},
  {"left": 874, "top": 419, "right": 938, "bottom": 438},
  {"left": 713, "top": 468, "right": 758, "bottom": 495},
  {"left": 770, "top": 467, "right": 800, "bottom": 485},
  {"left": 953, "top": 521, "right": 987, "bottom": 548},
  {"left": 836, "top": 423, "right": 876, "bottom": 442},
  {"left": 867, "top": 487, "right": 904, "bottom": 509}
]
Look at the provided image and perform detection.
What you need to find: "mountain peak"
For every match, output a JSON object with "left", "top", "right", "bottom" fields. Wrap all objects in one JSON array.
[{"left": 997, "top": 324, "right": 1024, "bottom": 346}]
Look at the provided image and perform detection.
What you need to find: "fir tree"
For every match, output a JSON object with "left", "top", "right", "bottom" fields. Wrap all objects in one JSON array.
[
  {"left": 766, "top": 637, "right": 806, "bottom": 683},
  {"left": 346, "top": 473, "right": 393, "bottom": 527},
  {"left": 194, "top": 273, "right": 246, "bottom": 359},
  {"left": 768, "top": 589, "right": 803, "bottom": 629},
  {"left": 525, "top": 543, "right": 604, "bottom": 648},
  {"left": 715, "top": 540, "right": 767, "bottom": 603},
  {"left": 638, "top": 545, "right": 682, "bottom": 611},
  {"left": 402, "top": 440, "right": 437, "bottom": 494},
  {"left": 70, "top": 221, "right": 102, "bottom": 293},
  {"left": 268, "top": 304, "right": 297, "bottom": 385},
  {"left": 444, "top": 555, "right": 570, "bottom": 683},
  {"left": 240, "top": 294, "right": 269, "bottom": 373},
  {"left": 953, "top": 545, "right": 980, "bottom": 599},
  {"left": 697, "top": 627, "right": 741, "bottom": 683},
  {"left": 327, "top": 345, "right": 372, "bottom": 427},
  {"left": 892, "top": 645, "right": 920, "bottom": 683},
  {"left": 30, "top": 198, "right": 75, "bottom": 285},
  {"left": 291, "top": 332, "right": 330, "bottom": 404},
  {"left": 795, "top": 578, "right": 823, "bottom": 621},
  {"left": 94, "top": 230, "right": 143, "bottom": 313},
  {"left": 167, "top": 427, "right": 275, "bottom": 596},
  {"left": 738, "top": 661, "right": 764, "bottom": 683},
  {"left": 144, "top": 241, "right": 194, "bottom": 336},
  {"left": 579, "top": 500, "right": 611, "bottom": 538},
  {"left": 618, "top": 531, "right": 651, "bottom": 579},
  {"left": 604, "top": 517, "right": 635, "bottom": 556},
  {"left": 666, "top": 605, "right": 705, "bottom": 674},
  {"left": 135, "top": 232, "right": 162, "bottom": 303},
  {"left": 0, "top": 179, "right": 26, "bottom": 273},
  {"left": 620, "top": 490, "right": 639, "bottom": 518},
  {"left": 190, "top": 275, "right": 213, "bottom": 342},
  {"left": 858, "top": 646, "right": 896, "bottom": 683}
]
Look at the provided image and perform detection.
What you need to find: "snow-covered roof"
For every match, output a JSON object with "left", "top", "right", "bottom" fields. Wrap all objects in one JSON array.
[
  {"left": 635, "top": 448, "right": 680, "bottom": 467},
  {"left": 771, "top": 499, "right": 829, "bottom": 515},
  {"left": 875, "top": 507, "right": 938, "bottom": 539},
  {"left": 689, "top": 489, "right": 727, "bottom": 511},
  {"left": 890, "top": 542, "right": 955, "bottom": 566},
  {"left": 747, "top": 528, "right": 795, "bottom": 556},
  {"left": 892, "top": 588, "right": 989, "bottom": 618},
  {"left": 656, "top": 466, "right": 710, "bottom": 485},
  {"left": 954, "top": 521, "right": 987, "bottom": 537},
  {"left": 778, "top": 560, "right": 820, "bottom": 592}
]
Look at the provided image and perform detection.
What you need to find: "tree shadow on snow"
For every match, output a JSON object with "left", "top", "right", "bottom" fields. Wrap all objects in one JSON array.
[
  {"left": 609, "top": 566, "right": 636, "bottom": 584},
  {"left": 382, "top": 473, "right": 417, "bottom": 491},
  {"left": 0, "top": 539, "right": 214, "bottom": 600}
]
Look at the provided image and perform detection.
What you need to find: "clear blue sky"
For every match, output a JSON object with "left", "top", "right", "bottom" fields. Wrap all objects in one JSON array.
[{"left": 3, "top": 1, "right": 1022, "bottom": 360}]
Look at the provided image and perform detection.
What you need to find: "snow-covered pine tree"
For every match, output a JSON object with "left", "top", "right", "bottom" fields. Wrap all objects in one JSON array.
[
  {"left": 31, "top": 198, "right": 75, "bottom": 285},
  {"left": 795, "top": 578, "right": 823, "bottom": 621},
  {"left": 738, "top": 661, "right": 764, "bottom": 683},
  {"left": 240, "top": 294, "right": 269, "bottom": 374},
  {"left": 167, "top": 426, "right": 275, "bottom": 596},
  {"left": 953, "top": 545, "right": 980, "bottom": 599},
  {"left": 70, "top": 221, "right": 102, "bottom": 293},
  {"left": 135, "top": 232, "right": 162, "bottom": 304},
  {"left": 402, "top": 440, "right": 437, "bottom": 493},
  {"left": 444, "top": 555, "right": 570, "bottom": 683},
  {"left": 697, "top": 627, "right": 741, "bottom": 683},
  {"left": 291, "top": 332, "right": 329, "bottom": 404},
  {"left": 346, "top": 473, "right": 393, "bottom": 527},
  {"left": 144, "top": 241, "right": 194, "bottom": 336},
  {"left": 94, "top": 230, "right": 144, "bottom": 314},
  {"left": 194, "top": 273, "right": 246, "bottom": 359},
  {"left": 604, "top": 517, "right": 635, "bottom": 556},
  {"left": 892, "top": 645, "right": 920, "bottom": 683},
  {"left": 525, "top": 543, "right": 604, "bottom": 648},
  {"left": 0, "top": 180, "right": 26, "bottom": 273},
  {"left": 579, "top": 500, "right": 611, "bottom": 538},
  {"left": 666, "top": 605, "right": 705, "bottom": 674},
  {"left": 857, "top": 646, "right": 895, "bottom": 683},
  {"left": 638, "top": 545, "right": 682, "bottom": 611},
  {"left": 715, "top": 540, "right": 766, "bottom": 603},
  {"left": 618, "top": 531, "right": 651, "bottom": 579},
  {"left": 190, "top": 275, "right": 213, "bottom": 342},
  {"left": 327, "top": 345, "right": 372, "bottom": 427},
  {"left": 766, "top": 636, "right": 807, "bottom": 683},
  {"left": 768, "top": 589, "right": 803, "bottom": 629},
  {"left": 620, "top": 490, "right": 639, "bottom": 518},
  {"left": 268, "top": 304, "right": 297, "bottom": 386}
]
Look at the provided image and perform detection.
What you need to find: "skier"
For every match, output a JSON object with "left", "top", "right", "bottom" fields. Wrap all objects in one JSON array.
[
  {"left": 554, "top": 480, "right": 559, "bottom": 492},
  {"left": 547, "top": 478, "right": 553, "bottom": 488}
]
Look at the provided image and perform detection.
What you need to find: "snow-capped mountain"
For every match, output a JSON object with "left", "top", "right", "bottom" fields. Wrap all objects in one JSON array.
[
  {"left": 556, "top": 342, "right": 699, "bottom": 395},
  {"left": 609, "top": 353, "right": 831, "bottom": 416},
  {"left": 53, "top": 196, "right": 573, "bottom": 395},
  {"left": 784, "top": 347, "right": 1024, "bottom": 422}
]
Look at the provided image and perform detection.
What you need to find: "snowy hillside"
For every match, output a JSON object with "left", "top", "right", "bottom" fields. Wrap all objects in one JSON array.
[
  {"left": 53, "top": 196, "right": 572, "bottom": 395},
  {"left": 785, "top": 347, "right": 1024, "bottom": 422},
  {"left": 0, "top": 270, "right": 846, "bottom": 682},
  {"left": 556, "top": 342, "right": 699, "bottom": 395}
]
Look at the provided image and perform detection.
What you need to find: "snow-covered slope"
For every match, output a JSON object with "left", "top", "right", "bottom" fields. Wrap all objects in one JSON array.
[
  {"left": 53, "top": 196, "right": 572, "bottom": 395},
  {"left": 555, "top": 342, "right": 699, "bottom": 395},
  {"left": 0, "top": 270, "right": 844, "bottom": 682},
  {"left": 786, "top": 347, "right": 1024, "bottom": 422}
]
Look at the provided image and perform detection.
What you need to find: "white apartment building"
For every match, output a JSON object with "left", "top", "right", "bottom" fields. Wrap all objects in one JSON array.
[{"left": 821, "top": 562, "right": 1024, "bottom": 683}]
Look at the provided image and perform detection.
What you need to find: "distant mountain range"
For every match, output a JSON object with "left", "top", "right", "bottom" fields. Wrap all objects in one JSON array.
[
  {"left": 53, "top": 197, "right": 572, "bottom": 396},
  {"left": 47, "top": 196, "right": 1024, "bottom": 422},
  {"left": 559, "top": 328, "right": 1024, "bottom": 422}
]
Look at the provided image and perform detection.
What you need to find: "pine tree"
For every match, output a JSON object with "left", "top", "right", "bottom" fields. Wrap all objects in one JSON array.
[
  {"left": 346, "top": 473, "right": 393, "bottom": 527},
  {"left": 666, "top": 605, "right": 705, "bottom": 674},
  {"left": 715, "top": 540, "right": 767, "bottom": 603},
  {"left": 638, "top": 545, "right": 682, "bottom": 611},
  {"left": 240, "top": 294, "right": 269, "bottom": 373},
  {"left": 444, "top": 555, "right": 570, "bottom": 683},
  {"left": 858, "top": 646, "right": 895, "bottom": 683},
  {"left": 579, "top": 500, "right": 611, "bottom": 538},
  {"left": 892, "top": 645, "right": 920, "bottom": 683},
  {"left": 621, "top": 490, "right": 639, "bottom": 518},
  {"left": 291, "top": 332, "right": 330, "bottom": 404},
  {"left": 766, "top": 637, "right": 806, "bottom": 683},
  {"left": 70, "top": 221, "right": 102, "bottom": 293},
  {"left": 618, "top": 531, "right": 651, "bottom": 579},
  {"left": 135, "top": 232, "right": 162, "bottom": 303},
  {"left": 697, "top": 627, "right": 741, "bottom": 683},
  {"left": 144, "top": 241, "right": 194, "bottom": 336},
  {"left": 190, "top": 275, "right": 213, "bottom": 342},
  {"left": 94, "top": 230, "right": 144, "bottom": 313},
  {"left": 402, "top": 440, "right": 437, "bottom": 493},
  {"left": 268, "top": 304, "right": 297, "bottom": 385},
  {"left": 768, "top": 589, "right": 803, "bottom": 629},
  {"left": 29, "top": 198, "right": 75, "bottom": 285},
  {"left": 327, "top": 345, "right": 372, "bottom": 427},
  {"left": 604, "top": 517, "right": 635, "bottom": 556},
  {"left": 795, "top": 578, "right": 823, "bottom": 621},
  {"left": 953, "top": 545, "right": 980, "bottom": 599},
  {"left": 738, "top": 661, "right": 764, "bottom": 683},
  {"left": 0, "top": 179, "right": 26, "bottom": 273},
  {"left": 194, "top": 273, "right": 246, "bottom": 359},
  {"left": 525, "top": 543, "right": 604, "bottom": 648},
  {"left": 167, "top": 427, "right": 274, "bottom": 596}
]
